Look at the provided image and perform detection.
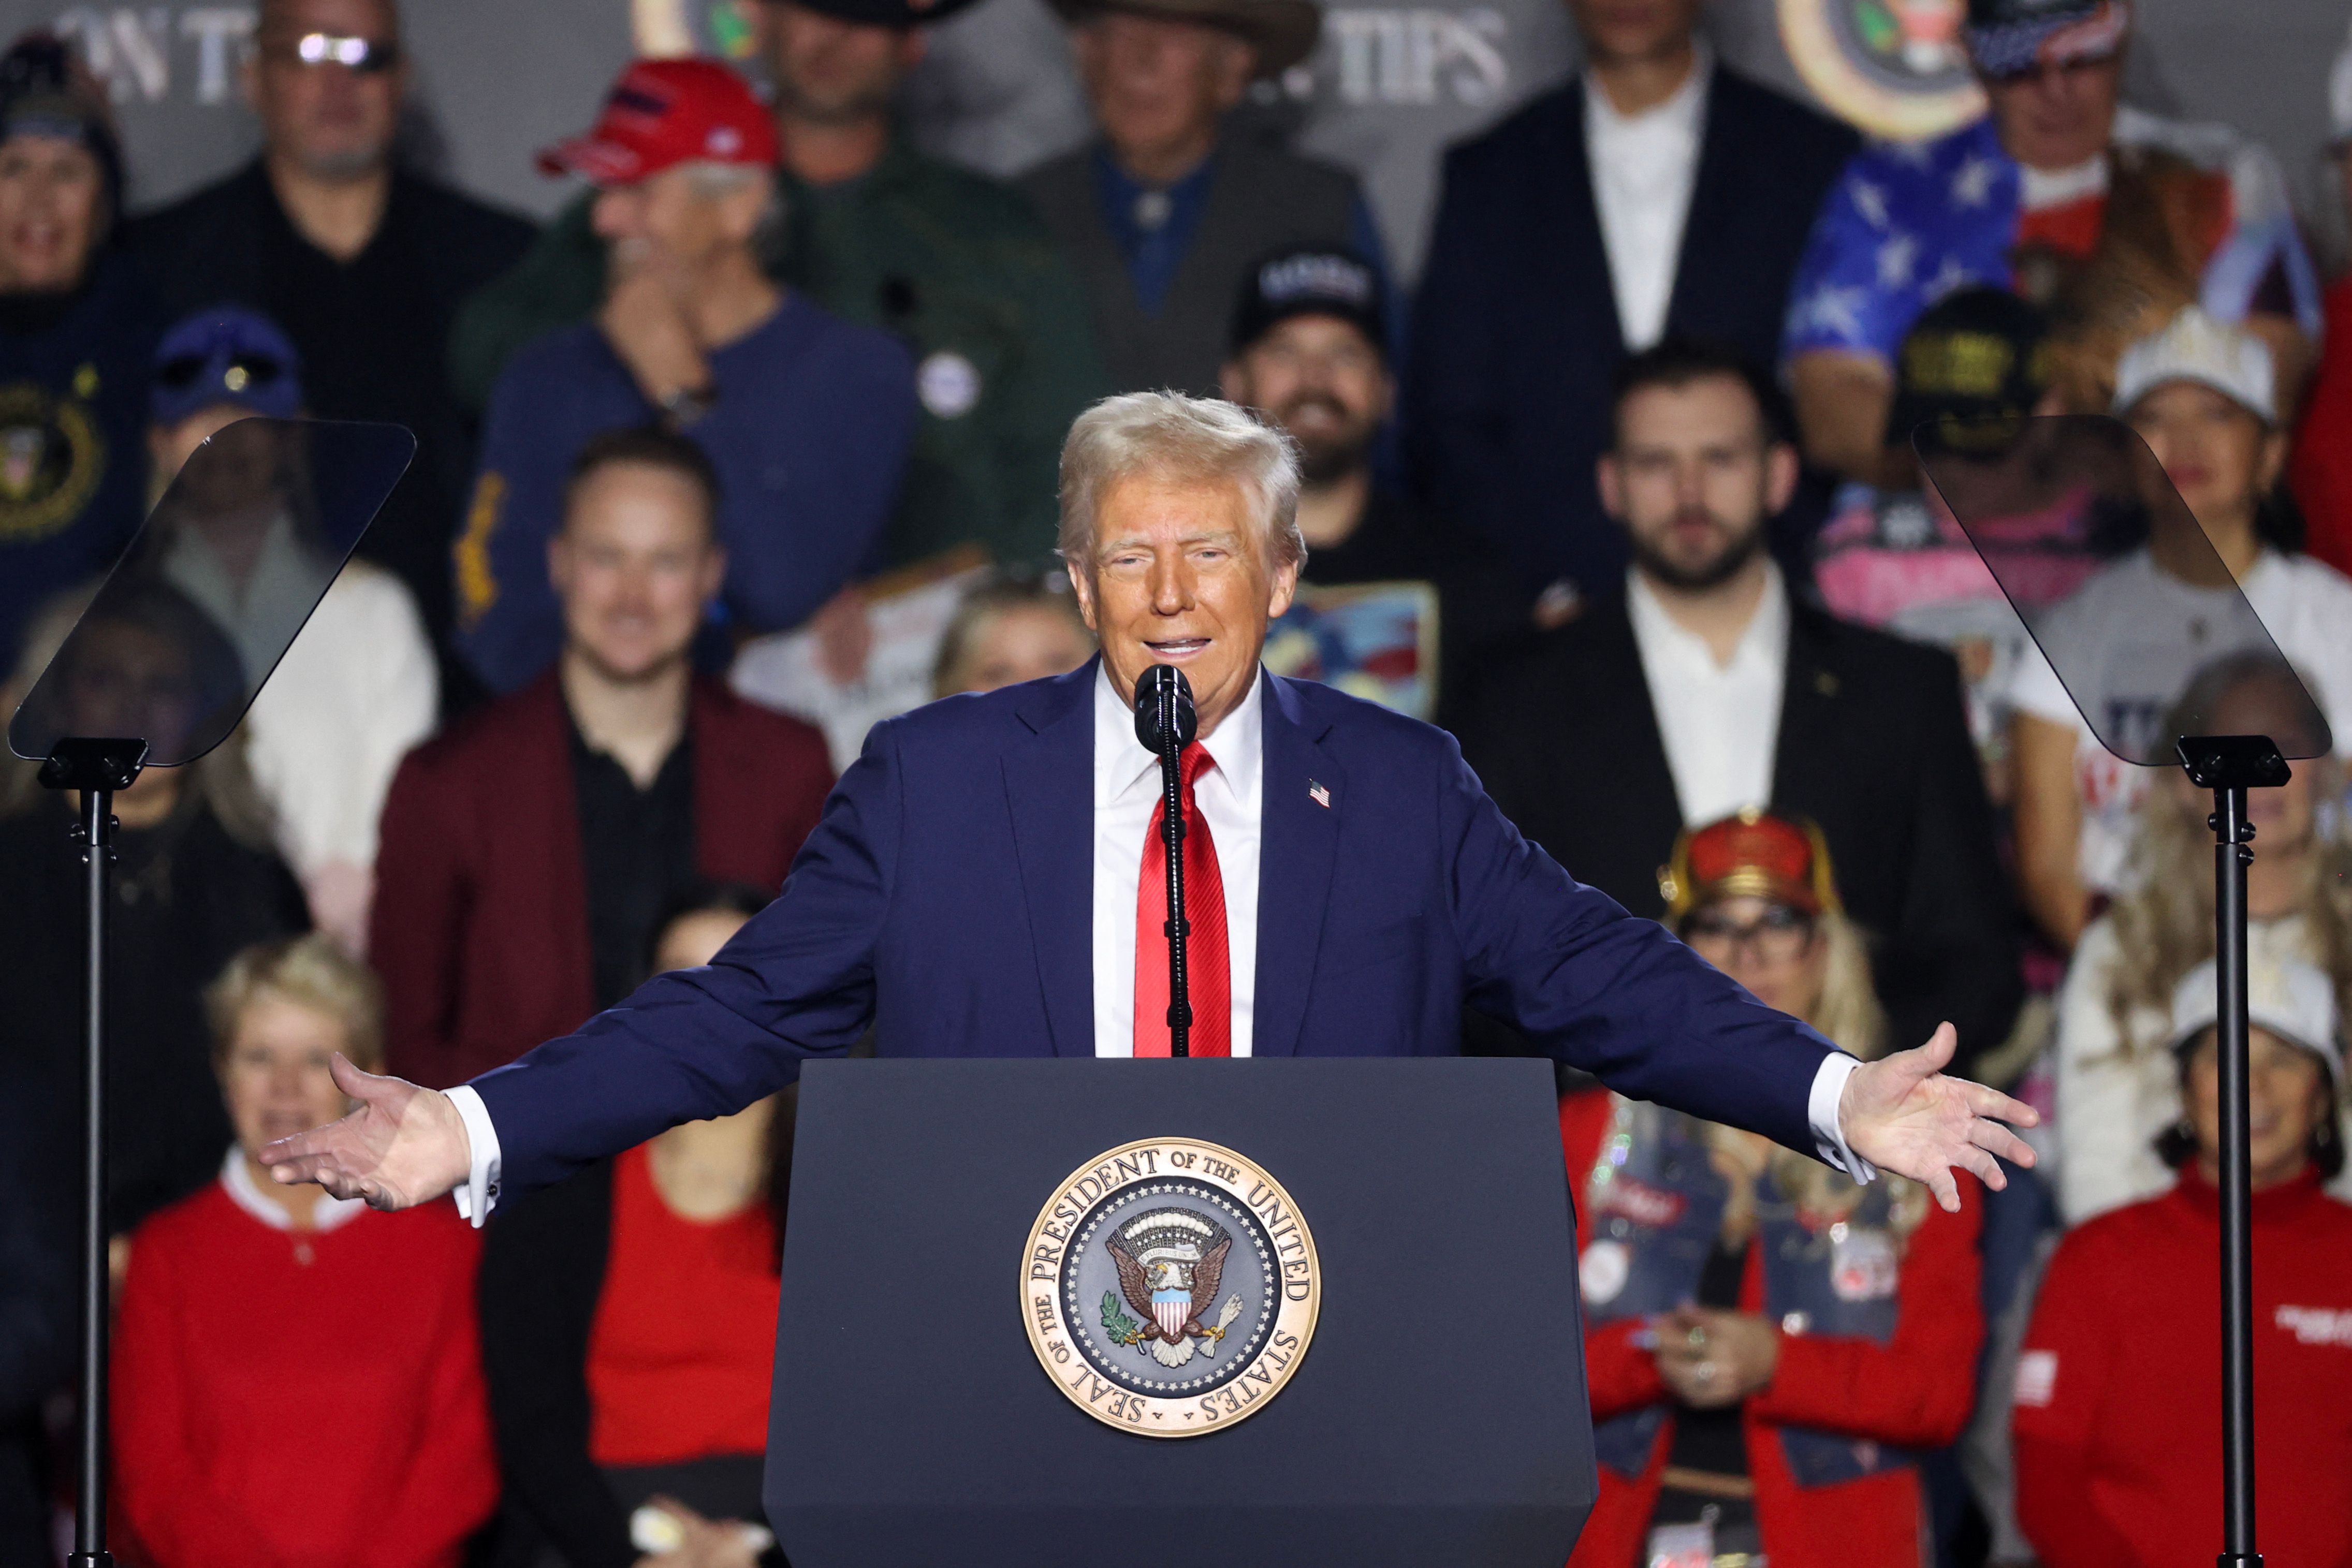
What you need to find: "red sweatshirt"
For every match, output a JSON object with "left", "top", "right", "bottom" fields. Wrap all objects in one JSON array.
[
  {"left": 1560, "top": 1089, "right": 1983, "bottom": 1568},
  {"left": 2013, "top": 1170, "right": 2352, "bottom": 1568},
  {"left": 113, "top": 1167, "right": 498, "bottom": 1568}
]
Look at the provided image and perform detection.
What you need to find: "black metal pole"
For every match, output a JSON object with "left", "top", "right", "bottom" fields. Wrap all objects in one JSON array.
[
  {"left": 72, "top": 781, "right": 115, "bottom": 1568},
  {"left": 1158, "top": 699, "right": 1191, "bottom": 1059},
  {"left": 2210, "top": 780, "right": 2259, "bottom": 1568}
]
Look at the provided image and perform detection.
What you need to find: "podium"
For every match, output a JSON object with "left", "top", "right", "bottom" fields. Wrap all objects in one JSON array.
[{"left": 766, "top": 1057, "right": 1597, "bottom": 1567}]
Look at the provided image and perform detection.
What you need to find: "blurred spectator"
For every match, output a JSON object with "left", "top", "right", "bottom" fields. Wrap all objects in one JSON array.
[
  {"left": 2013, "top": 955, "right": 2352, "bottom": 1567},
  {"left": 0, "top": 583, "right": 310, "bottom": 1232},
  {"left": 930, "top": 570, "right": 1092, "bottom": 697},
  {"left": 113, "top": 934, "right": 496, "bottom": 1568},
  {"left": 2287, "top": 36, "right": 2352, "bottom": 578},
  {"left": 1219, "top": 246, "right": 1523, "bottom": 726},
  {"left": 1406, "top": 0, "right": 1854, "bottom": 602},
  {"left": 0, "top": 32, "right": 158, "bottom": 665},
  {"left": 147, "top": 305, "right": 436, "bottom": 954},
  {"left": 1465, "top": 339, "right": 2020, "bottom": 1065},
  {"left": 1563, "top": 810, "right": 1981, "bottom": 1568},
  {"left": 377, "top": 428, "right": 832, "bottom": 1089},
  {"left": 128, "top": 0, "right": 533, "bottom": 690},
  {"left": 2008, "top": 308, "right": 2352, "bottom": 950},
  {"left": 451, "top": 0, "right": 1103, "bottom": 578},
  {"left": 2052, "top": 657, "right": 2352, "bottom": 1222},
  {"left": 452, "top": 58, "right": 915, "bottom": 695},
  {"left": 0, "top": 1056, "right": 71, "bottom": 1568},
  {"left": 1813, "top": 286, "right": 2077, "bottom": 809},
  {"left": 1021, "top": 0, "right": 1384, "bottom": 397},
  {"left": 479, "top": 884, "right": 785, "bottom": 1568},
  {"left": 1785, "top": 0, "right": 2322, "bottom": 488}
]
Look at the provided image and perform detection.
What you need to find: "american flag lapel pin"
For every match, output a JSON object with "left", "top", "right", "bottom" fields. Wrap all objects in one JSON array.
[{"left": 1307, "top": 778, "right": 1331, "bottom": 810}]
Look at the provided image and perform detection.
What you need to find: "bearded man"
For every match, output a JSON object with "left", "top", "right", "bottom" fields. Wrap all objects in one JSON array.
[
  {"left": 1462, "top": 338, "right": 2023, "bottom": 1072},
  {"left": 1218, "top": 246, "right": 1526, "bottom": 726}
]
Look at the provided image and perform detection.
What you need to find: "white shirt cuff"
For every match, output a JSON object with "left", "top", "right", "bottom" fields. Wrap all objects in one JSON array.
[
  {"left": 1808, "top": 1052, "right": 1877, "bottom": 1184},
  {"left": 444, "top": 1085, "right": 504, "bottom": 1228}
]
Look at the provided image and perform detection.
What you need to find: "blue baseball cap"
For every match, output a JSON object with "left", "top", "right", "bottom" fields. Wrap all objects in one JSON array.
[{"left": 151, "top": 305, "right": 305, "bottom": 428}]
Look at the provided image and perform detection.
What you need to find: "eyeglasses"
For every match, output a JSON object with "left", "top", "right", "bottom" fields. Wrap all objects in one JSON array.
[
  {"left": 156, "top": 353, "right": 288, "bottom": 396},
  {"left": 266, "top": 33, "right": 402, "bottom": 74},
  {"left": 1680, "top": 904, "right": 1818, "bottom": 965}
]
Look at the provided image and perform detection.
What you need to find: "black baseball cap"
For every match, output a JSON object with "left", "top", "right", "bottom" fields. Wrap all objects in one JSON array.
[
  {"left": 1229, "top": 247, "right": 1387, "bottom": 361},
  {"left": 1886, "top": 285, "right": 2053, "bottom": 448}
]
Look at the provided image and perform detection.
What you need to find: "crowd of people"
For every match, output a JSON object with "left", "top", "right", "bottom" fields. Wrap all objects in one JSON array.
[{"left": 3, "top": 0, "right": 2351, "bottom": 1561}]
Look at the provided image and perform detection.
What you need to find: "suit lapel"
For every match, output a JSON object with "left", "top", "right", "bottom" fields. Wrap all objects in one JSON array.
[
  {"left": 1542, "top": 85, "right": 1629, "bottom": 352},
  {"left": 1252, "top": 674, "right": 1343, "bottom": 1058},
  {"left": 1578, "top": 601, "right": 1690, "bottom": 912},
  {"left": 1004, "top": 662, "right": 1098, "bottom": 1058},
  {"left": 1664, "top": 70, "right": 1735, "bottom": 331}
]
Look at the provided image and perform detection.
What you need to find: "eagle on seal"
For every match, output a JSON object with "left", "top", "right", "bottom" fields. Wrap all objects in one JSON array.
[{"left": 1106, "top": 1208, "right": 1244, "bottom": 1369}]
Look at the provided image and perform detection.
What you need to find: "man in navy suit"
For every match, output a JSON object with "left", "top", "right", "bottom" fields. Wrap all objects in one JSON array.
[{"left": 266, "top": 393, "right": 2034, "bottom": 1218}]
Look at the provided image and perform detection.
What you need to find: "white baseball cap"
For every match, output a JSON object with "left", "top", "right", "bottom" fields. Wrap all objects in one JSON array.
[
  {"left": 2169, "top": 954, "right": 2344, "bottom": 1082},
  {"left": 2113, "top": 306, "right": 2276, "bottom": 426}
]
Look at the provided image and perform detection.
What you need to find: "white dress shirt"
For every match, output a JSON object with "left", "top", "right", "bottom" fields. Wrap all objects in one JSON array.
[
  {"left": 1627, "top": 561, "right": 1789, "bottom": 828},
  {"left": 1586, "top": 48, "right": 1711, "bottom": 353},
  {"left": 447, "top": 654, "right": 1873, "bottom": 1223},
  {"left": 1091, "top": 663, "right": 1263, "bottom": 1058}
]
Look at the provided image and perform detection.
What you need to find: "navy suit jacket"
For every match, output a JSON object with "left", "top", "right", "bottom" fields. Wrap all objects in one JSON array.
[
  {"left": 1403, "top": 69, "right": 1857, "bottom": 595},
  {"left": 472, "top": 662, "right": 1837, "bottom": 1197}
]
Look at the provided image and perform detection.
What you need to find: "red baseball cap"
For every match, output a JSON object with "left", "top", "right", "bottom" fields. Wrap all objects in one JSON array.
[{"left": 537, "top": 58, "right": 778, "bottom": 185}]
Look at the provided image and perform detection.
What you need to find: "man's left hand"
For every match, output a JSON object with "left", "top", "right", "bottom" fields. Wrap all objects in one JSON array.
[{"left": 1840, "top": 1022, "right": 2038, "bottom": 1212}]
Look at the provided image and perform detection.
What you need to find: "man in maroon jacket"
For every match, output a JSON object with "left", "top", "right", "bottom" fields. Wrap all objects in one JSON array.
[{"left": 372, "top": 426, "right": 833, "bottom": 1088}]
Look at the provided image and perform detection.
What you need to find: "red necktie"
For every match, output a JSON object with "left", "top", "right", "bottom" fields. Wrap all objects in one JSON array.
[{"left": 1133, "top": 745, "right": 1231, "bottom": 1058}]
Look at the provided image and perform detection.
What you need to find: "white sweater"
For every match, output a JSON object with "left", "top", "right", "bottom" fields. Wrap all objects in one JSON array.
[{"left": 242, "top": 561, "right": 437, "bottom": 882}]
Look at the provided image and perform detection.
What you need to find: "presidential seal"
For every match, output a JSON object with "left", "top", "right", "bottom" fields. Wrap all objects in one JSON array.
[{"left": 1021, "top": 1138, "right": 1319, "bottom": 1438}]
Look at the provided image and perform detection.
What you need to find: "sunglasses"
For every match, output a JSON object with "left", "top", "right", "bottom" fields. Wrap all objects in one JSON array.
[
  {"left": 268, "top": 33, "right": 402, "bottom": 74},
  {"left": 156, "top": 352, "right": 289, "bottom": 396}
]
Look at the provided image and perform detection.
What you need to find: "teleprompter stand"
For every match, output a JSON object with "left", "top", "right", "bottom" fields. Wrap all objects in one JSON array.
[
  {"left": 8, "top": 419, "right": 413, "bottom": 1567},
  {"left": 2179, "top": 734, "right": 2291, "bottom": 1568},
  {"left": 1917, "top": 414, "right": 2335, "bottom": 1568},
  {"left": 38, "top": 738, "right": 143, "bottom": 1568}
]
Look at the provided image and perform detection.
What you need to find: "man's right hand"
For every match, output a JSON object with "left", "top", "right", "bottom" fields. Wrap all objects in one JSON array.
[{"left": 258, "top": 1054, "right": 471, "bottom": 1211}]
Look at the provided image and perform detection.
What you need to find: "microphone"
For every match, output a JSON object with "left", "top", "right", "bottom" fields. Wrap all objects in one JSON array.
[
  {"left": 1132, "top": 664, "right": 1196, "bottom": 1057},
  {"left": 1132, "top": 664, "right": 1198, "bottom": 755}
]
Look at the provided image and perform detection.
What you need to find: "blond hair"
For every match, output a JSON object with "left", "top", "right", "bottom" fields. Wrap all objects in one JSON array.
[
  {"left": 205, "top": 933, "right": 386, "bottom": 1072},
  {"left": 1056, "top": 392, "right": 1305, "bottom": 578}
]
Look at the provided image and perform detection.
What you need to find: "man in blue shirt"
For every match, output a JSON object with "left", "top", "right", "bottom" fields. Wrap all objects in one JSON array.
[{"left": 455, "top": 58, "right": 916, "bottom": 694}]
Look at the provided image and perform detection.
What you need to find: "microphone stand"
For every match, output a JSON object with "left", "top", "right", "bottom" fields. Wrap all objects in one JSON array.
[
  {"left": 1155, "top": 680, "right": 1191, "bottom": 1059},
  {"left": 2178, "top": 733, "right": 2284, "bottom": 1568},
  {"left": 40, "top": 735, "right": 147, "bottom": 1568}
]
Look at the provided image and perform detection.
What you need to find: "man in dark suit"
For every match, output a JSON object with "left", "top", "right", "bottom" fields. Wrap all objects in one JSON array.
[
  {"left": 1404, "top": 0, "right": 1855, "bottom": 604},
  {"left": 265, "top": 392, "right": 2034, "bottom": 1227},
  {"left": 368, "top": 426, "right": 834, "bottom": 1089},
  {"left": 1463, "top": 340, "right": 2021, "bottom": 1067}
]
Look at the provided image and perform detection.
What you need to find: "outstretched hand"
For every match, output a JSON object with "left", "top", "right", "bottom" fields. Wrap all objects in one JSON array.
[
  {"left": 1840, "top": 1023, "right": 2039, "bottom": 1213},
  {"left": 257, "top": 1054, "right": 472, "bottom": 1212}
]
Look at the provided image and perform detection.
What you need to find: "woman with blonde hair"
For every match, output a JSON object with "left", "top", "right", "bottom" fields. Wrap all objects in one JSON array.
[
  {"left": 112, "top": 934, "right": 496, "bottom": 1568},
  {"left": 1562, "top": 809, "right": 1983, "bottom": 1568},
  {"left": 2052, "top": 652, "right": 2352, "bottom": 1223}
]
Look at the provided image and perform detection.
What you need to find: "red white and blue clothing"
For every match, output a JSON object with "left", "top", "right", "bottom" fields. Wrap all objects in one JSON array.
[{"left": 1782, "top": 109, "right": 2321, "bottom": 372}]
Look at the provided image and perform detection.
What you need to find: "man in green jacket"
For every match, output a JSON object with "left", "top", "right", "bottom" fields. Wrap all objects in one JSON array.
[{"left": 449, "top": 0, "right": 1106, "bottom": 575}]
